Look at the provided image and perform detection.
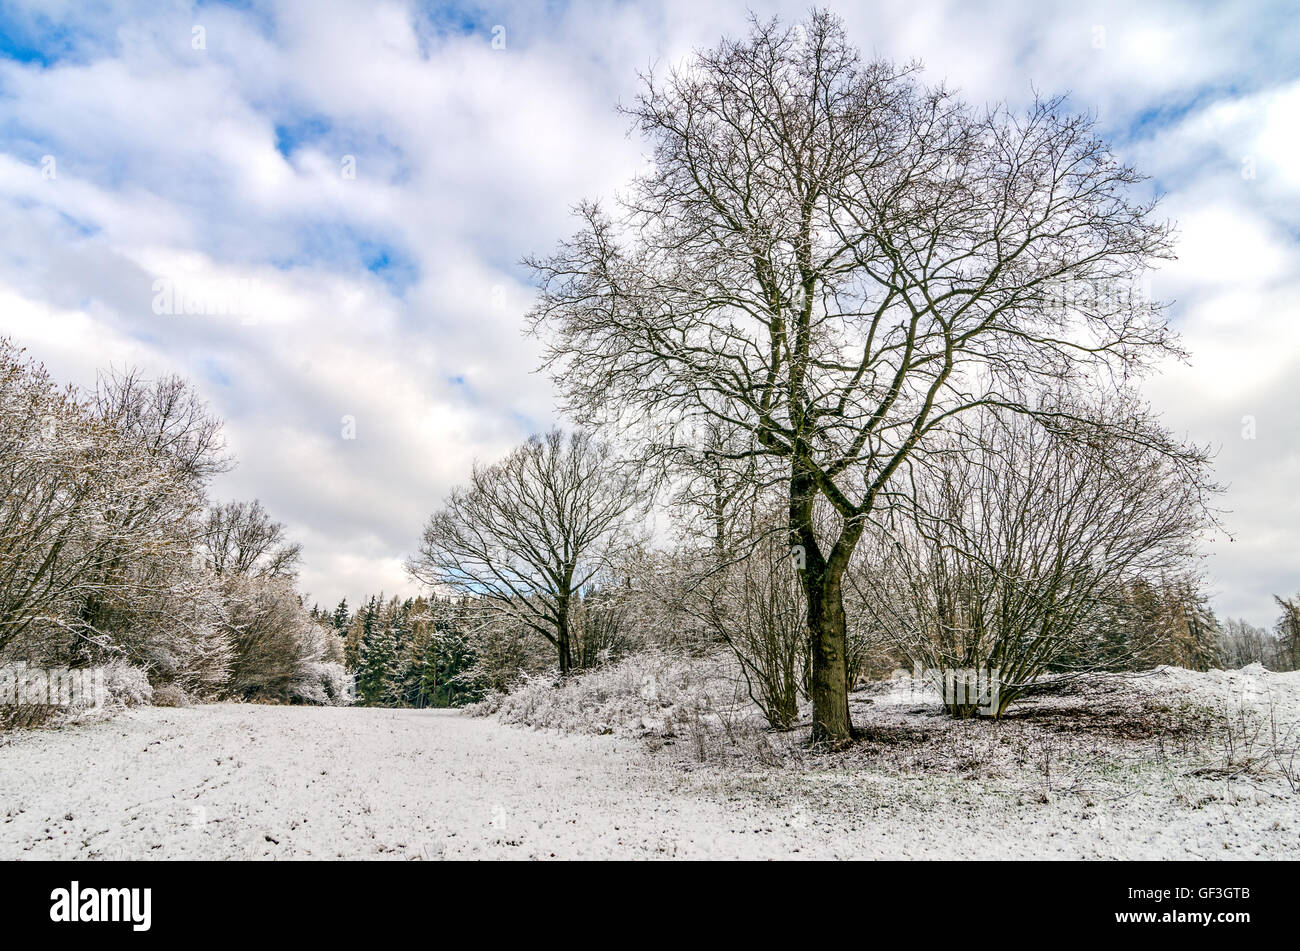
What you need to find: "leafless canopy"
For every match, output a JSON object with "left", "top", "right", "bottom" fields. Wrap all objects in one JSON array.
[{"left": 203, "top": 499, "right": 303, "bottom": 580}]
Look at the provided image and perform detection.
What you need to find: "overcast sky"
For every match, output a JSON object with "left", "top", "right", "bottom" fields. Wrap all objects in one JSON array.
[{"left": 0, "top": 0, "right": 1296, "bottom": 626}]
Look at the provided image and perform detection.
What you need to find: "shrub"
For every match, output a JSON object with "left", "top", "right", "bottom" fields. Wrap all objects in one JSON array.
[
  {"left": 291, "top": 661, "right": 353, "bottom": 706},
  {"left": 471, "top": 650, "right": 730, "bottom": 736},
  {"left": 103, "top": 661, "right": 153, "bottom": 708},
  {"left": 0, "top": 700, "right": 57, "bottom": 731},
  {"left": 224, "top": 576, "right": 334, "bottom": 702},
  {"left": 150, "top": 684, "right": 189, "bottom": 707},
  {"left": 690, "top": 531, "right": 806, "bottom": 730},
  {"left": 856, "top": 408, "right": 1210, "bottom": 717}
]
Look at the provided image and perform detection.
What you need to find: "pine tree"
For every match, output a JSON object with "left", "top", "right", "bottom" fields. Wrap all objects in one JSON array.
[
  {"left": 402, "top": 597, "right": 447, "bottom": 707},
  {"left": 382, "top": 597, "right": 413, "bottom": 705},
  {"left": 345, "top": 595, "right": 379, "bottom": 674},
  {"left": 356, "top": 604, "right": 396, "bottom": 706},
  {"left": 331, "top": 598, "right": 350, "bottom": 634}
]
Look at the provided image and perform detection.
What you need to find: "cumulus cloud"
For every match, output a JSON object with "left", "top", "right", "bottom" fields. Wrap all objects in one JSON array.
[{"left": 0, "top": 0, "right": 1295, "bottom": 624}]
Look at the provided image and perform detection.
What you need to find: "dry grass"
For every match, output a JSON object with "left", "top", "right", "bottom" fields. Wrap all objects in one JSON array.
[{"left": 0, "top": 702, "right": 58, "bottom": 732}]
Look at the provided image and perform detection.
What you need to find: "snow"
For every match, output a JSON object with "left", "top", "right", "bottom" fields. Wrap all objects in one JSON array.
[{"left": 2, "top": 666, "right": 1298, "bottom": 860}]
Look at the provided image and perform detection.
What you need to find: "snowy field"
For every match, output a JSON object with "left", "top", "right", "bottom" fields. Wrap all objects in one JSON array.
[{"left": 2, "top": 664, "right": 1298, "bottom": 860}]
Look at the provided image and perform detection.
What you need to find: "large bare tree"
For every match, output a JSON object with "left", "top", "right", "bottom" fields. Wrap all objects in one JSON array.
[
  {"left": 526, "top": 12, "right": 1186, "bottom": 742},
  {"left": 408, "top": 429, "right": 642, "bottom": 675}
]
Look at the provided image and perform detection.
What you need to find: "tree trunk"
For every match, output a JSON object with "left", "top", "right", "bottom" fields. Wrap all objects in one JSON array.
[
  {"left": 556, "top": 602, "right": 573, "bottom": 676},
  {"left": 806, "top": 568, "right": 853, "bottom": 744},
  {"left": 790, "top": 454, "right": 854, "bottom": 744}
]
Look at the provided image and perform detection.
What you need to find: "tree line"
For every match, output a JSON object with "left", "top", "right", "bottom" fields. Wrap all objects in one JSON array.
[{"left": 0, "top": 340, "right": 348, "bottom": 712}]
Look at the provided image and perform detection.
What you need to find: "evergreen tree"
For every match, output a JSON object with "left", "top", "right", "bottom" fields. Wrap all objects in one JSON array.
[
  {"left": 331, "top": 598, "right": 351, "bottom": 634},
  {"left": 345, "top": 595, "right": 380, "bottom": 674},
  {"left": 382, "top": 597, "right": 413, "bottom": 705},
  {"left": 356, "top": 601, "right": 397, "bottom": 705},
  {"left": 339, "top": 593, "right": 482, "bottom": 707}
]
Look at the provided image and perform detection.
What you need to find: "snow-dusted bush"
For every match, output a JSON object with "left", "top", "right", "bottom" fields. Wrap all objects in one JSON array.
[
  {"left": 103, "top": 661, "right": 153, "bottom": 708},
  {"left": 0, "top": 703, "right": 55, "bottom": 730},
  {"left": 470, "top": 650, "right": 735, "bottom": 736},
  {"left": 223, "top": 576, "right": 339, "bottom": 703},
  {"left": 857, "top": 408, "right": 1212, "bottom": 717},
  {"left": 291, "top": 661, "right": 353, "bottom": 706},
  {"left": 686, "top": 526, "right": 807, "bottom": 730},
  {"left": 470, "top": 650, "right": 786, "bottom": 764},
  {"left": 150, "top": 683, "right": 189, "bottom": 707},
  {"left": 130, "top": 571, "right": 235, "bottom": 700}
]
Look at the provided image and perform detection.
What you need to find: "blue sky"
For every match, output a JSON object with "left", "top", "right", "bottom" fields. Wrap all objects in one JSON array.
[{"left": 0, "top": 0, "right": 1297, "bottom": 625}]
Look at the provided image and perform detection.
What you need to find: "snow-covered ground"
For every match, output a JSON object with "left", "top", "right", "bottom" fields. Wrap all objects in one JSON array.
[{"left": 2, "top": 666, "right": 1298, "bottom": 860}]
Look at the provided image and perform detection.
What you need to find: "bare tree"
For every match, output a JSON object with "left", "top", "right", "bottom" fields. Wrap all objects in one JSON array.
[
  {"left": 856, "top": 403, "right": 1212, "bottom": 715},
  {"left": 527, "top": 12, "right": 1185, "bottom": 741},
  {"left": 408, "top": 429, "right": 642, "bottom": 676},
  {"left": 93, "top": 368, "right": 229, "bottom": 484},
  {"left": 203, "top": 499, "right": 302, "bottom": 580}
]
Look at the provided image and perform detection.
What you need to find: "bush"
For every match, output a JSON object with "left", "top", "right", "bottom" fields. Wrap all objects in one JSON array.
[
  {"left": 131, "top": 576, "right": 234, "bottom": 700},
  {"left": 856, "top": 408, "right": 1210, "bottom": 716},
  {"left": 689, "top": 531, "right": 806, "bottom": 730},
  {"left": 150, "top": 683, "right": 189, "bottom": 707},
  {"left": 291, "top": 662, "right": 353, "bottom": 706},
  {"left": 470, "top": 650, "right": 786, "bottom": 764},
  {"left": 224, "top": 576, "right": 335, "bottom": 702},
  {"left": 103, "top": 661, "right": 153, "bottom": 708},
  {"left": 470, "top": 650, "right": 728, "bottom": 736},
  {"left": 0, "top": 701, "right": 57, "bottom": 731}
]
